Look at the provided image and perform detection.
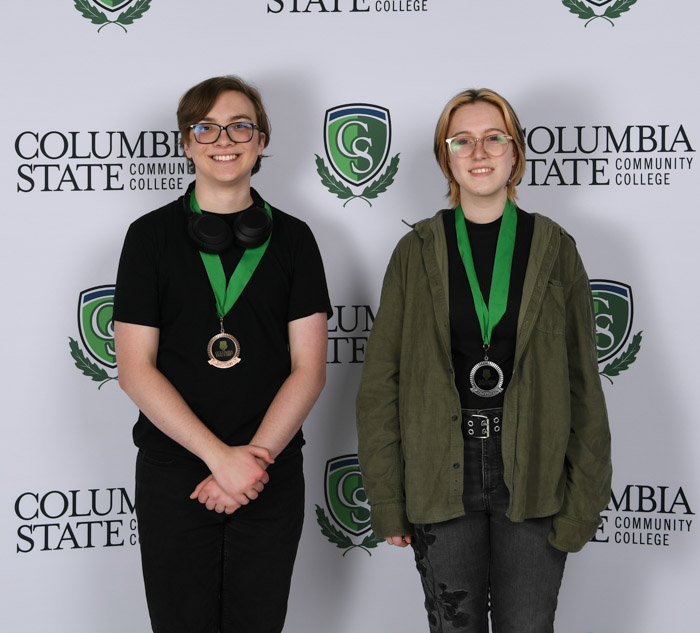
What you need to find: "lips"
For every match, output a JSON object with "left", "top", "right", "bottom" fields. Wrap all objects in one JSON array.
[
  {"left": 469, "top": 167, "right": 493, "bottom": 175},
  {"left": 212, "top": 154, "right": 238, "bottom": 162}
]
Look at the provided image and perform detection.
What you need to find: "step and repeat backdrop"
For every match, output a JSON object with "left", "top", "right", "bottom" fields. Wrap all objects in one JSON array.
[{"left": 1, "top": 2, "right": 698, "bottom": 632}]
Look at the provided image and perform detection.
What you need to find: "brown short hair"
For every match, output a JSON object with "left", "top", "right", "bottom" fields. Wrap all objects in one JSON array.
[
  {"left": 433, "top": 88, "right": 526, "bottom": 207},
  {"left": 177, "top": 76, "right": 271, "bottom": 175}
]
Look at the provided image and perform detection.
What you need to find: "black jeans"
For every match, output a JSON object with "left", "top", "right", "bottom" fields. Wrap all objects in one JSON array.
[
  {"left": 135, "top": 447, "right": 305, "bottom": 633},
  {"left": 411, "top": 410, "right": 567, "bottom": 633}
]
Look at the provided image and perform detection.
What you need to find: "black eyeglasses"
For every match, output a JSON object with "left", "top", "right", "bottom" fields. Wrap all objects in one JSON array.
[{"left": 189, "top": 122, "right": 260, "bottom": 144}]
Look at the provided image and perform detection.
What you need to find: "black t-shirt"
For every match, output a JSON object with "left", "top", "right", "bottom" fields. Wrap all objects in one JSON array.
[
  {"left": 114, "top": 189, "right": 332, "bottom": 457},
  {"left": 443, "top": 207, "right": 534, "bottom": 409}
]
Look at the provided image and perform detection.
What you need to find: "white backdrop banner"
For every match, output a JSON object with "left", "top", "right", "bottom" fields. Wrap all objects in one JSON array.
[{"left": 1, "top": 1, "right": 697, "bottom": 632}]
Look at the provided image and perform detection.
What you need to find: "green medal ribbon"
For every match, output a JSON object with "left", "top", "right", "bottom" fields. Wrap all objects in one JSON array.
[
  {"left": 454, "top": 200, "right": 517, "bottom": 348},
  {"left": 190, "top": 192, "right": 272, "bottom": 320}
]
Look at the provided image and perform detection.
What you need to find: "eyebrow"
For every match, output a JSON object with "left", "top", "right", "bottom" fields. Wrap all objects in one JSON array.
[
  {"left": 199, "top": 114, "right": 255, "bottom": 124},
  {"left": 450, "top": 127, "right": 506, "bottom": 137}
]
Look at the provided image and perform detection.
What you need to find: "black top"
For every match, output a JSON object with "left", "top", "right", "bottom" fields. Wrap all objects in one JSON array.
[
  {"left": 443, "top": 207, "right": 534, "bottom": 409},
  {"left": 114, "top": 189, "right": 332, "bottom": 457}
]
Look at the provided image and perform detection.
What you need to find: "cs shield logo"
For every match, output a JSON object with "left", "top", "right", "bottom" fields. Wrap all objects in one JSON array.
[
  {"left": 73, "top": 0, "right": 152, "bottom": 33},
  {"left": 591, "top": 280, "right": 642, "bottom": 384},
  {"left": 69, "top": 286, "right": 118, "bottom": 389},
  {"left": 316, "top": 104, "right": 400, "bottom": 206},
  {"left": 562, "top": 0, "right": 638, "bottom": 27},
  {"left": 315, "top": 455, "right": 383, "bottom": 555}
]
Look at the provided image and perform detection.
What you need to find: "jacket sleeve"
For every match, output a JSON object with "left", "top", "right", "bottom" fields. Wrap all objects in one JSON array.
[
  {"left": 550, "top": 247, "right": 612, "bottom": 552},
  {"left": 356, "top": 242, "right": 412, "bottom": 538}
]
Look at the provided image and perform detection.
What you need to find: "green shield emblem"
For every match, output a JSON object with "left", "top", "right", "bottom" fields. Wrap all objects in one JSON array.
[
  {"left": 78, "top": 285, "right": 116, "bottom": 369},
  {"left": 93, "top": 0, "right": 134, "bottom": 11},
  {"left": 324, "top": 105, "right": 391, "bottom": 186},
  {"left": 591, "top": 280, "right": 633, "bottom": 363},
  {"left": 324, "top": 455, "right": 371, "bottom": 536}
]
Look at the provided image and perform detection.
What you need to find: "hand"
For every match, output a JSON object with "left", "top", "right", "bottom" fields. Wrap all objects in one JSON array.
[
  {"left": 385, "top": 535, "right": 412, "bottom": 547},
  {"left": 205, "top": 444, "right": 274, "bottom": 508},
  {"left": 190, "top": 475, "right": 241, "bottom": 514}
]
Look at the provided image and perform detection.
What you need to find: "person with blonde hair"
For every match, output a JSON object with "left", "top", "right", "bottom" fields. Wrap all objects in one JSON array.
[{"left": 357, "top": 88, "right": 611, "bottom": 632}]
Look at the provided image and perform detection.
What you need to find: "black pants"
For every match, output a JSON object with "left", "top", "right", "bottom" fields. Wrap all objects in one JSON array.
[{"left": 135, "top": 447, "right": 305, "bottom": 633}]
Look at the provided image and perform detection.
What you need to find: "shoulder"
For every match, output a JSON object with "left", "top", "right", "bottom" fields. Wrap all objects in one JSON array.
[
  {"left": 395, "top": 208, "right": 451, "bottom": 252},
  {"left": 127, "top": 197, "right": 183, "bottom": 236}
]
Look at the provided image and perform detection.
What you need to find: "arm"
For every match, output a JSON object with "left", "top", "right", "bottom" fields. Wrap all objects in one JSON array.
[
  {"left": 550, "top": 260, "right": 612, "bottom": 552},
  {"left": 190, "top": 311, "right": 328, "bottom": 509},
  {"left": 356, "top": 244, "right": 413, "bottom": 539},
  {"left": 115, "top": 321, "right": 273, "bottom": 512}
]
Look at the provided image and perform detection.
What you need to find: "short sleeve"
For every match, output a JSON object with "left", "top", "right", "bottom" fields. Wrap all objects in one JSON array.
[
  {"left": 113, "top": 219, "right": 161, "bottom": 327},
  {"left": 286, "top": 221, "right": 332, "bottom": 322}
]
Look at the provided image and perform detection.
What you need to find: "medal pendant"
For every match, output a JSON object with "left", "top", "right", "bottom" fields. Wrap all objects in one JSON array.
[
  {"left": 469, "top": 359, "right": 504, "bottom": 398},
  {"left": 207, "top": 332, "right": 241, "bottom": 369}
]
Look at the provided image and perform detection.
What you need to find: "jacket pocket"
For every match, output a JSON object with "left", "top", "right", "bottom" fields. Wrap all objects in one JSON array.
[{"left": 534, "top": 280, "right": 566, "bottom": 335}]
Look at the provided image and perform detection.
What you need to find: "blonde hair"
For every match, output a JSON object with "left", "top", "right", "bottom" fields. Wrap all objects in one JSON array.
[{"left": 433, "top": 88, "right": 526, "bottom": 207}]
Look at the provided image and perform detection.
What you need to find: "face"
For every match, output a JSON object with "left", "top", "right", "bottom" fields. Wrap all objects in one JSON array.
[
  {"left": 183, "top": 90, "right": 265, "bottom": 193},
  {"left": 447, "top": 101, "right": 515, "bottom": 208}
]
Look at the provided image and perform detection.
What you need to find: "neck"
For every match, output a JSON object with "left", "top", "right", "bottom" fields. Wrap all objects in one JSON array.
[
  {"left": 193, "top": 182, "right": 253, "bottom": 214},
  {"left": 459, "top": 190, "right": 509, "bottom": 224}
]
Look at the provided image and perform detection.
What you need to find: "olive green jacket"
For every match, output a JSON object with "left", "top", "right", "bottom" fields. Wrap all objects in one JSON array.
[{"left": 356, "top": 209, "right": 612, "bottom": 553}]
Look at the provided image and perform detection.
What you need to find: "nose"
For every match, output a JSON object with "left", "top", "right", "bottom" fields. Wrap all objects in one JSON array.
[
  {"left": 218, "top": 127, "right": 235, "bottom": 145},
  {"left": 472, "top": 138, "right": 487, "bottom": 159}
]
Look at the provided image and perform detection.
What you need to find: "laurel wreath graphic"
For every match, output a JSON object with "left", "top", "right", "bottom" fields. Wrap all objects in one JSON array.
[
  {"left": 69, "top": 337, "right": 118, "bottom": 389},
  {"left": 562, "top": 0, "right": 638, "bottom": 27},
  {"left": 599, "top": 331, "right": 642, "bottom": 384},
  {"left": 315, "top": 154, "right": 400, "bottom": 207},
  {"left": 315, "top": 505, "right": 383, "bottom": 556},
  {"left": 74, "top": 0, "right": 152, "bottom": 33}
]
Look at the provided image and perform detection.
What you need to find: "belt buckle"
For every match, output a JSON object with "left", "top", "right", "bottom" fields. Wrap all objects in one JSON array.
[{"left": 471, "top": 413, "right": 489, "bottom": 440}]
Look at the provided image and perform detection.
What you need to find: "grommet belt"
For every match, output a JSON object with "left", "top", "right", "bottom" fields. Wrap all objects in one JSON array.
[{"left": 462, "top": 408, "right": 503, "bottom": 440}]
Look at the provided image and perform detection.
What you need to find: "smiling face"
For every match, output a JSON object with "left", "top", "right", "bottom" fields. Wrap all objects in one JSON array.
[
  {"left": 183, "top": 90, "right": 265, "bottom": 195},
  {"left": 447, "top": 101, "right": 515, "bottom": 211}
]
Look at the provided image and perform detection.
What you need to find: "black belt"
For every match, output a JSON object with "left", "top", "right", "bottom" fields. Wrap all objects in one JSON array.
[{"left": 462, "top": 408, "right": 503, "bottom": 440}]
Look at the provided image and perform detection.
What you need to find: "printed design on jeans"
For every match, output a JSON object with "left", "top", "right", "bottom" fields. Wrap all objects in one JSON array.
[{"left": 413, "top": 524, "right": 471, "bottom": 629}]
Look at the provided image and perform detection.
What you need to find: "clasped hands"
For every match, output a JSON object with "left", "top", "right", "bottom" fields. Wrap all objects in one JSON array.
[{"left": 189, "top": 444, "right": 274, "bottom": 515}]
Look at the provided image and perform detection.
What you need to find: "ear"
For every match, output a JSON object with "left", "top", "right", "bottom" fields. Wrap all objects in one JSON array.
[{"left": 184, "top": 143, "right": 192, "bottom": 159}]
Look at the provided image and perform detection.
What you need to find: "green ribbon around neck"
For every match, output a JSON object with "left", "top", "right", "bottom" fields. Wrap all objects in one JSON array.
[
  {"left": 190, "top": 192, "right": 272, "bottom": 320},
  {"left": 454, "top": 200, "right": 517, "bottom": 347}
]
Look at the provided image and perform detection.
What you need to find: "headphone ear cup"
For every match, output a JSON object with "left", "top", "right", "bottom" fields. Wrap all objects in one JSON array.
[
  {"left": 233, "top": 206, "right": 273, "bottom": 249},
  {"left": 188, "top": 213, "right": 234, "bottom": 254}
]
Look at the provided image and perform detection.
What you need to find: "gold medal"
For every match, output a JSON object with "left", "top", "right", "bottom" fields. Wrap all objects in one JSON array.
[{"left": 207, "top": 321, "right": 241, "bottom": 369}]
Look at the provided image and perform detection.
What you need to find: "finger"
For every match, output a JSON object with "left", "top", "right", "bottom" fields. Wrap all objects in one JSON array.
[
  {"left": 190, "top": 475, "right": 212, "bottom": 499},
  {"left": 248, "top": 445, "right": 275, "bottom": 464}
]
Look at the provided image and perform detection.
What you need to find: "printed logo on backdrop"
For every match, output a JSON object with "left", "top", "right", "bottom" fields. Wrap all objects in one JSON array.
[
  {"left": 592, "top": 484, "right": 694, "bottom": 547},
  {"left": 591, "top": 280, "right": 642, "bottom": 384},
  {"left": 267, "top": 0, "right": 429, "bottom": 15},
  {"left": 327, "top": 304, "right": 375, "bottom": 364},
  {"left": 69, "top": 285, "right": 118, "bottom": 389},
  {"left": 15, "top": 129, "right": 186, "bottom": 193},
  {"left": 15, "top": 487, "right": 137, "bottom": 553},
  {"left": 524, "top": 123, "right": 694, "bottom": 188},
  {"left": 316, "top": 104, "right": 400, "bottom": 206},
  {"left": 562, "top": 0, "right": 637, "bottom": 27},
  {"left": 74, "top": 0, "right": 152, "bottom": 33},
  {"left": 316, "top": 455, "right": 383, "bottom": 555}
]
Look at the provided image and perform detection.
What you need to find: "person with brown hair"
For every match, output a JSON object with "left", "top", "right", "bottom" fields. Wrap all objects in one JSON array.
[
  {"left": 114, "top": 76, "right": 331, "bottom": 633},
  {"left": 357, "top": 88, "right": 612, "bottom": 632}
]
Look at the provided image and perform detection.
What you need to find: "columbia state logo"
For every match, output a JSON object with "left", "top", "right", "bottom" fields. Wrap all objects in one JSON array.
[
  {"left": 591, "top": 280, "right": 642, "bottom": 384},
  {"left": 315, "top": 104, "right": 400, "bottom": 206},
  {"left": 562, "top": 0, "right": 637, "bottom": 27},
  {"left": 69, "top": 285, "right": 118, "bottom": 389},
  {"left": 73, "top": 0, "right": 152, "bottom": 33},
  {"left": 315, "top": 455, "right": 383, "bottom": 555}
]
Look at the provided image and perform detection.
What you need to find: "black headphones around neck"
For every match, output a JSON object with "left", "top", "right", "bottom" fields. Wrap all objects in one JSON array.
[{"left": 184, "top": 182, "right": 273, "bottom": 253}]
